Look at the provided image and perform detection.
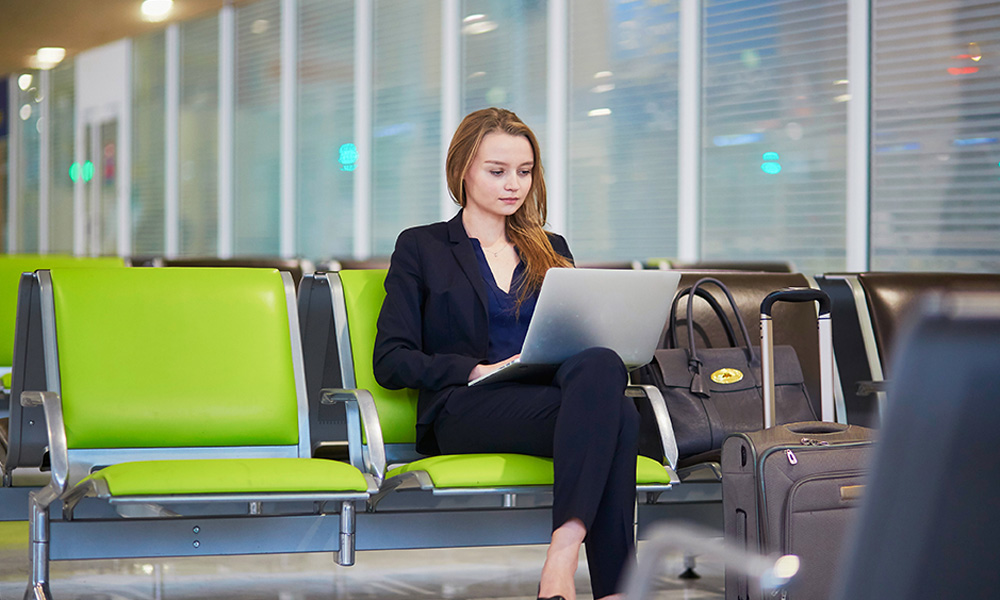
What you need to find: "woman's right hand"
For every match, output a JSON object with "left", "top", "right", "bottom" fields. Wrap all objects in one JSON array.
[{"left": 468, "top": 354, "right": 520, "bottom": 382}]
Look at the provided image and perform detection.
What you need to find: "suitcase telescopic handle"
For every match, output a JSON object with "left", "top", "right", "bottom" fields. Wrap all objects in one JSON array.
[
  {"left": 760, "top": 288, "right": 831, "bottom": 318},
  {"left": 760, "top": 288, "right": 835, "bottom": 427}
]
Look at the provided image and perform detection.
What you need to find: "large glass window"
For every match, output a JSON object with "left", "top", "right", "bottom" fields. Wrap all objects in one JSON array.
[
  {"left": 179, "top": 15, "right": 220, "bottom": 257},
  {"left": 297, "top": 0, "right": 355, "bottom": 261},
  {"left": 372, "top": 0, "right": 442, "bottom": 255},
  {"left": 132, "top": 31, "right": 167, "bottom": 257},
  {"left": 48, "top": 62, "right": 75, "bottom": 254},
  {"left": 701, "top": 0, "right": 849, "bottom": 274},
  {"left": 462, "top": 1, "right": 548, "bottom": 134},
  {"left": 234, "top": 0, "right": 281, "bottom": 256},
  {"left": 569, "top": 0, "right": 679, "bottom": 264},
  {"left": 870, "top": 0, "right": 1000, "bottom": 271}
]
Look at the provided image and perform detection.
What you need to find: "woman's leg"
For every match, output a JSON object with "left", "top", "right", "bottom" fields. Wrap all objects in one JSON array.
[
  {"left": 433, "top": 347, "right": 638, "bottom": 599},
  {"left": 550, "top": 347, "right": 639, "bottom": 599}
]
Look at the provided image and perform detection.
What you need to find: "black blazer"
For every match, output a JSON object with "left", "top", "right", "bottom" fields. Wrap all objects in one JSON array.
[{"left": 373, "top": 210, "right": 573, "bottom": 453}]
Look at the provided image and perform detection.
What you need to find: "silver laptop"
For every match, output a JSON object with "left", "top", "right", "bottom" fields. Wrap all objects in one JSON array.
[{"left": 468, "top": 268, "right": 681, "bottom": 386}]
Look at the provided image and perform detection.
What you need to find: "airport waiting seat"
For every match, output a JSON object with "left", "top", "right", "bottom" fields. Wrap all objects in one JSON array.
[
  {"left": 833, "top": 291, "right": 1000, "bottom": 600},
  {"left": 17, "top": 267, "right": 373, "bottom": 600},
  {"left": 151, "top": 256, "right": 316, "bottom": 286},
  {"left": 317, "top": 269, "right": 676, "bottom": 514},
  {"left": 0, "top": 255, "right": 127, "bottom": 481},
  {"left": 815, "top": 272, "right": 1000, "bottom": 428}
]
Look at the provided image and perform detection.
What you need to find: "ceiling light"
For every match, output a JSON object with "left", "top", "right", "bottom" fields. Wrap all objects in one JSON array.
[
  {"left": 463, "top": 14, "right": 486, "bottom": 23},
  {"left": 29, "top": 47, "right": 66, "bottom": 70},
  {"left": 594, "top": 71, "right": 614, "bottom": 79},
  {"left": 141, "top": 0, "right": 174, "bottom": 22},
  {"left": 463, "top": 20, "right": 498, "bottom": 35},
  {"left": 588, "top": 108, "right": 612, "bottom": 117},
  {"left": 18, "top": 74, "right": 33, "bottom": 90}
]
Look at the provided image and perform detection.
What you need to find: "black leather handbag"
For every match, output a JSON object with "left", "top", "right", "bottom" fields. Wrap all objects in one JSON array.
[{"left": 634, "top": 277, "right": 817, "bottom": 462}]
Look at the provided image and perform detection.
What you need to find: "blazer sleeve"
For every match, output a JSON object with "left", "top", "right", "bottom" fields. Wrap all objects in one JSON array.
[{"left": 373, "top": 228, "right": 482, "bottom": 392}]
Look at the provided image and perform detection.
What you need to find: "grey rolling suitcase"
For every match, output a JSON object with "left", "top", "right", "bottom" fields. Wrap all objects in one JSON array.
[{"left": 722, "top": 289, "right": 875, "bottom": 600}]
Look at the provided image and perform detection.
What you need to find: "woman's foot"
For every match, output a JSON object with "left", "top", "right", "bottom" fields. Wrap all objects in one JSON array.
[{"left": 538, "top": 519, "right": 586, "bottom": 600}]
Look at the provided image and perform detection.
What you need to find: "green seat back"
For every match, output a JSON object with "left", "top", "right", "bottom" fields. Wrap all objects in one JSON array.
[
  {"left": 0, "top": 255, "right": 125, "bottom": 367},
  {"left": 49, "top": 267, "right": 300, "bottom": 450},
  {"left": 338, "top": 269, "right": 419, "bottom": 444}
]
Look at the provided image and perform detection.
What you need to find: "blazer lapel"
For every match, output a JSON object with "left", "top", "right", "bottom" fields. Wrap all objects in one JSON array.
[{"left": 447, "top": 211, "right": 489, "bottom": 312}]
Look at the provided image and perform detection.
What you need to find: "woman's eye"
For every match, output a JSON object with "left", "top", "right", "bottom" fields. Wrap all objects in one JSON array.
[
  {"left": 490, "top": 170, "right": 504, "bottom": 176},
  {"left": 519, "top": 170, "right": 531, "bottom": 176}
]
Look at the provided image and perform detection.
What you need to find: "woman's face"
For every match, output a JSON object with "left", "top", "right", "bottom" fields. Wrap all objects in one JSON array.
[{"left": 463, "top": 131, "right": 533, "bottom": 221}]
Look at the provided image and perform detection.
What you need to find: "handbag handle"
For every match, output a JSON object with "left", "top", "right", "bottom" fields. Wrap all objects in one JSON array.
[
  {"left": 687, "top": 278, "right": 756, "bottom": 395},
  {"left": 666, "top": 286, "right": 739, "bottom": 349}
]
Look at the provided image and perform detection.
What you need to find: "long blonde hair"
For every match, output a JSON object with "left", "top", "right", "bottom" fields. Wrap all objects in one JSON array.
[{"left": 446, "top": 108, "right": 572, "bottom": 308}]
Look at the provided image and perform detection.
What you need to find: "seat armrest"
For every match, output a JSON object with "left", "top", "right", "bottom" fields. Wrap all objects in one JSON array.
[
  {"left": 20, "top": 391, "right": 69, "bottom": 506},
  {"left": 320, "top": 388, "right": 386, "bottom": 483},
  {"left": 626, "top": 384, "right": 679, "bottom": 469}
]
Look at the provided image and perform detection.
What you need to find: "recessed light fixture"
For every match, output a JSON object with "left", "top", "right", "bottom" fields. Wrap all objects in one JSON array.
[
  {"left": 29, "top": 47, "right": 66, "bottom": 70},
  {"left": 141, "top": 0, "right": 174, "bottom": 22},
  {"left": 588, "top": 108, "right": 612, "bottom": 117},
  {"left": 18, "top": 74, "right": 33, "bottom": 91}
]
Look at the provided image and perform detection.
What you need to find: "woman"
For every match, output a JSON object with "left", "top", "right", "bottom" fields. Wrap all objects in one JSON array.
[{"left": 373, "top": 107, "right": 639, "bottom": 600}]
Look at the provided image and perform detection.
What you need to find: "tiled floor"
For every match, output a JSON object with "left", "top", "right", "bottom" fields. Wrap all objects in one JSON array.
[{"left": 0, "top": 522, "right": 725, "bottom": 599}]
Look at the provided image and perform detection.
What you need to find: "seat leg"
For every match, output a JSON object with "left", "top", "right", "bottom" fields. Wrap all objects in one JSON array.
[
  {"left": 26, "top": 491, "right": 53, "bottom": 600},
  {"left": 678, "top": 552, "right": 701, "bottom": 579},
  {"left": 336, "top": 501, "right": 356, "bottom": 566}
]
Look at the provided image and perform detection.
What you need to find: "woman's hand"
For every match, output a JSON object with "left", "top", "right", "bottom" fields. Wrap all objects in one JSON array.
[{"left": 468, "top": 354, "right": 520, "bottom": 382}]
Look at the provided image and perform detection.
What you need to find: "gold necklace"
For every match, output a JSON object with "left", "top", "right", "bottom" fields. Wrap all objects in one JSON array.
[{"left": 483, "top": 238, "right": 509, "bottom": 258}]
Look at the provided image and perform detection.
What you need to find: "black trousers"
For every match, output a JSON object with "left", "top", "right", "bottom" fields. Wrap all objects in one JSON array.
[{"left": 433, "top": 347, "right": 640, "bottom": 598}]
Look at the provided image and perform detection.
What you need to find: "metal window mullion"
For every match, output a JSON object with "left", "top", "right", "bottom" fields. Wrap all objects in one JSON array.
[
  {"left": 8, "top": 78, "right": 20, "bottom": 252},
  {"left": 119, "top": 39, "right": 134, "bottom": 258},
  {"left": 440, "top": 0, "right": 461, "bottom": 221},
  {"left": 218, "top": 4, "right": 235, "bottom": 259},
  {"left": 677, "top": 0, "right": 702, "bottom": 262},
  {"left": 546, "top": 0, "right": 568, "bottom": 236},
  {"left": 846, "top": 0, "right": 871, "bottom": 272},
  {"left": 72, "top": 66, "right": 85, "bottom": 256},
  {"left": 165, "top": 24, "right": 181, "bottom": 258},
  {"left": 279, "top": 0, "right": 297, "bottom": 259},
  {"left": 353, "top": 0, "right": 373, "bottom": 259},
  {"left": 38, "top": 69, "right": 51, "bottom": 254}
]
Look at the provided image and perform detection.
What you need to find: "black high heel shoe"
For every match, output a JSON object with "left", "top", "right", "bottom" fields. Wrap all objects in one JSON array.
[{"left": 536, "top": 584, "right": 567, "bottom": 600}]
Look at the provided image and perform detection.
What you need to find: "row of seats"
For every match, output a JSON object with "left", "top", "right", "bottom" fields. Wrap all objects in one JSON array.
[
  {"left": 2, "top": 254, "right": 999, "bottom": 599},
  {"left": 0, "top": 263, "right": 678, "bottom": 599}
]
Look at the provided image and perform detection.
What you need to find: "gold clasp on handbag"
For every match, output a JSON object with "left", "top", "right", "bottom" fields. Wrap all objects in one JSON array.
[{"left": 710, "top": 368, "right": 744, "bottom": 384}]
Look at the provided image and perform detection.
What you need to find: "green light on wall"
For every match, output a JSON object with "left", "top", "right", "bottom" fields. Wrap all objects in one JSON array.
[
  {"left": 69, "top": 161, "right": 95, "bottom": 182},
  {"left": 761, "top": 152, "right": 781, "bottom": 174}
]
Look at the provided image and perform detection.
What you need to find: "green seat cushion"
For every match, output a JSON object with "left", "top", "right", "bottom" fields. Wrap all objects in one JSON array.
[
  {"left": 636, "top": 455, "right": 672, "bottom": 485},
  {"left": 85, "top": 458, "right": 369, "bottom": 496},
  {"left": 1, "top": 372, "right": 10, "bottom": 390},
  {"left": 387, "top": 453, "right": 555, "bottom": 488},
  {"left": 385, "top": 453, "right": 672, "bottom": 488}
]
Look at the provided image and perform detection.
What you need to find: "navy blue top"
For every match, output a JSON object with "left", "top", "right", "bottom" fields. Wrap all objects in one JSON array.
[{"left": 470, "top": 239, "right": 537, "bottom": 363}]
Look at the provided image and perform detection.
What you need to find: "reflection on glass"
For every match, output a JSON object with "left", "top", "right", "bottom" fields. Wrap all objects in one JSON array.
[
  {"left": 569, "top": 0, "right": 679, "bottom": 263},
  {"left": 372, "top": 0, "right": 442, "bottom": 255},
  {"left": 234, "top": 0, "right": 281, "bottom": 256},
  {"left": 871, "top": 4, "right": 1000, "bottom": 271},
  {"left": 50, "top": 61, "right": 75, "bottom": 253},
  {"left": 179, "top": 14, "right": 219, "bottom": 257},
  {"left": 297, "top": 0, "right": 355, "bottom": 261},
  {"left": 701, "top": 0, "right": 848, "bottom": 274},
  {"left": 132, "top": 30, "right": 167, "bottom": 256}
]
